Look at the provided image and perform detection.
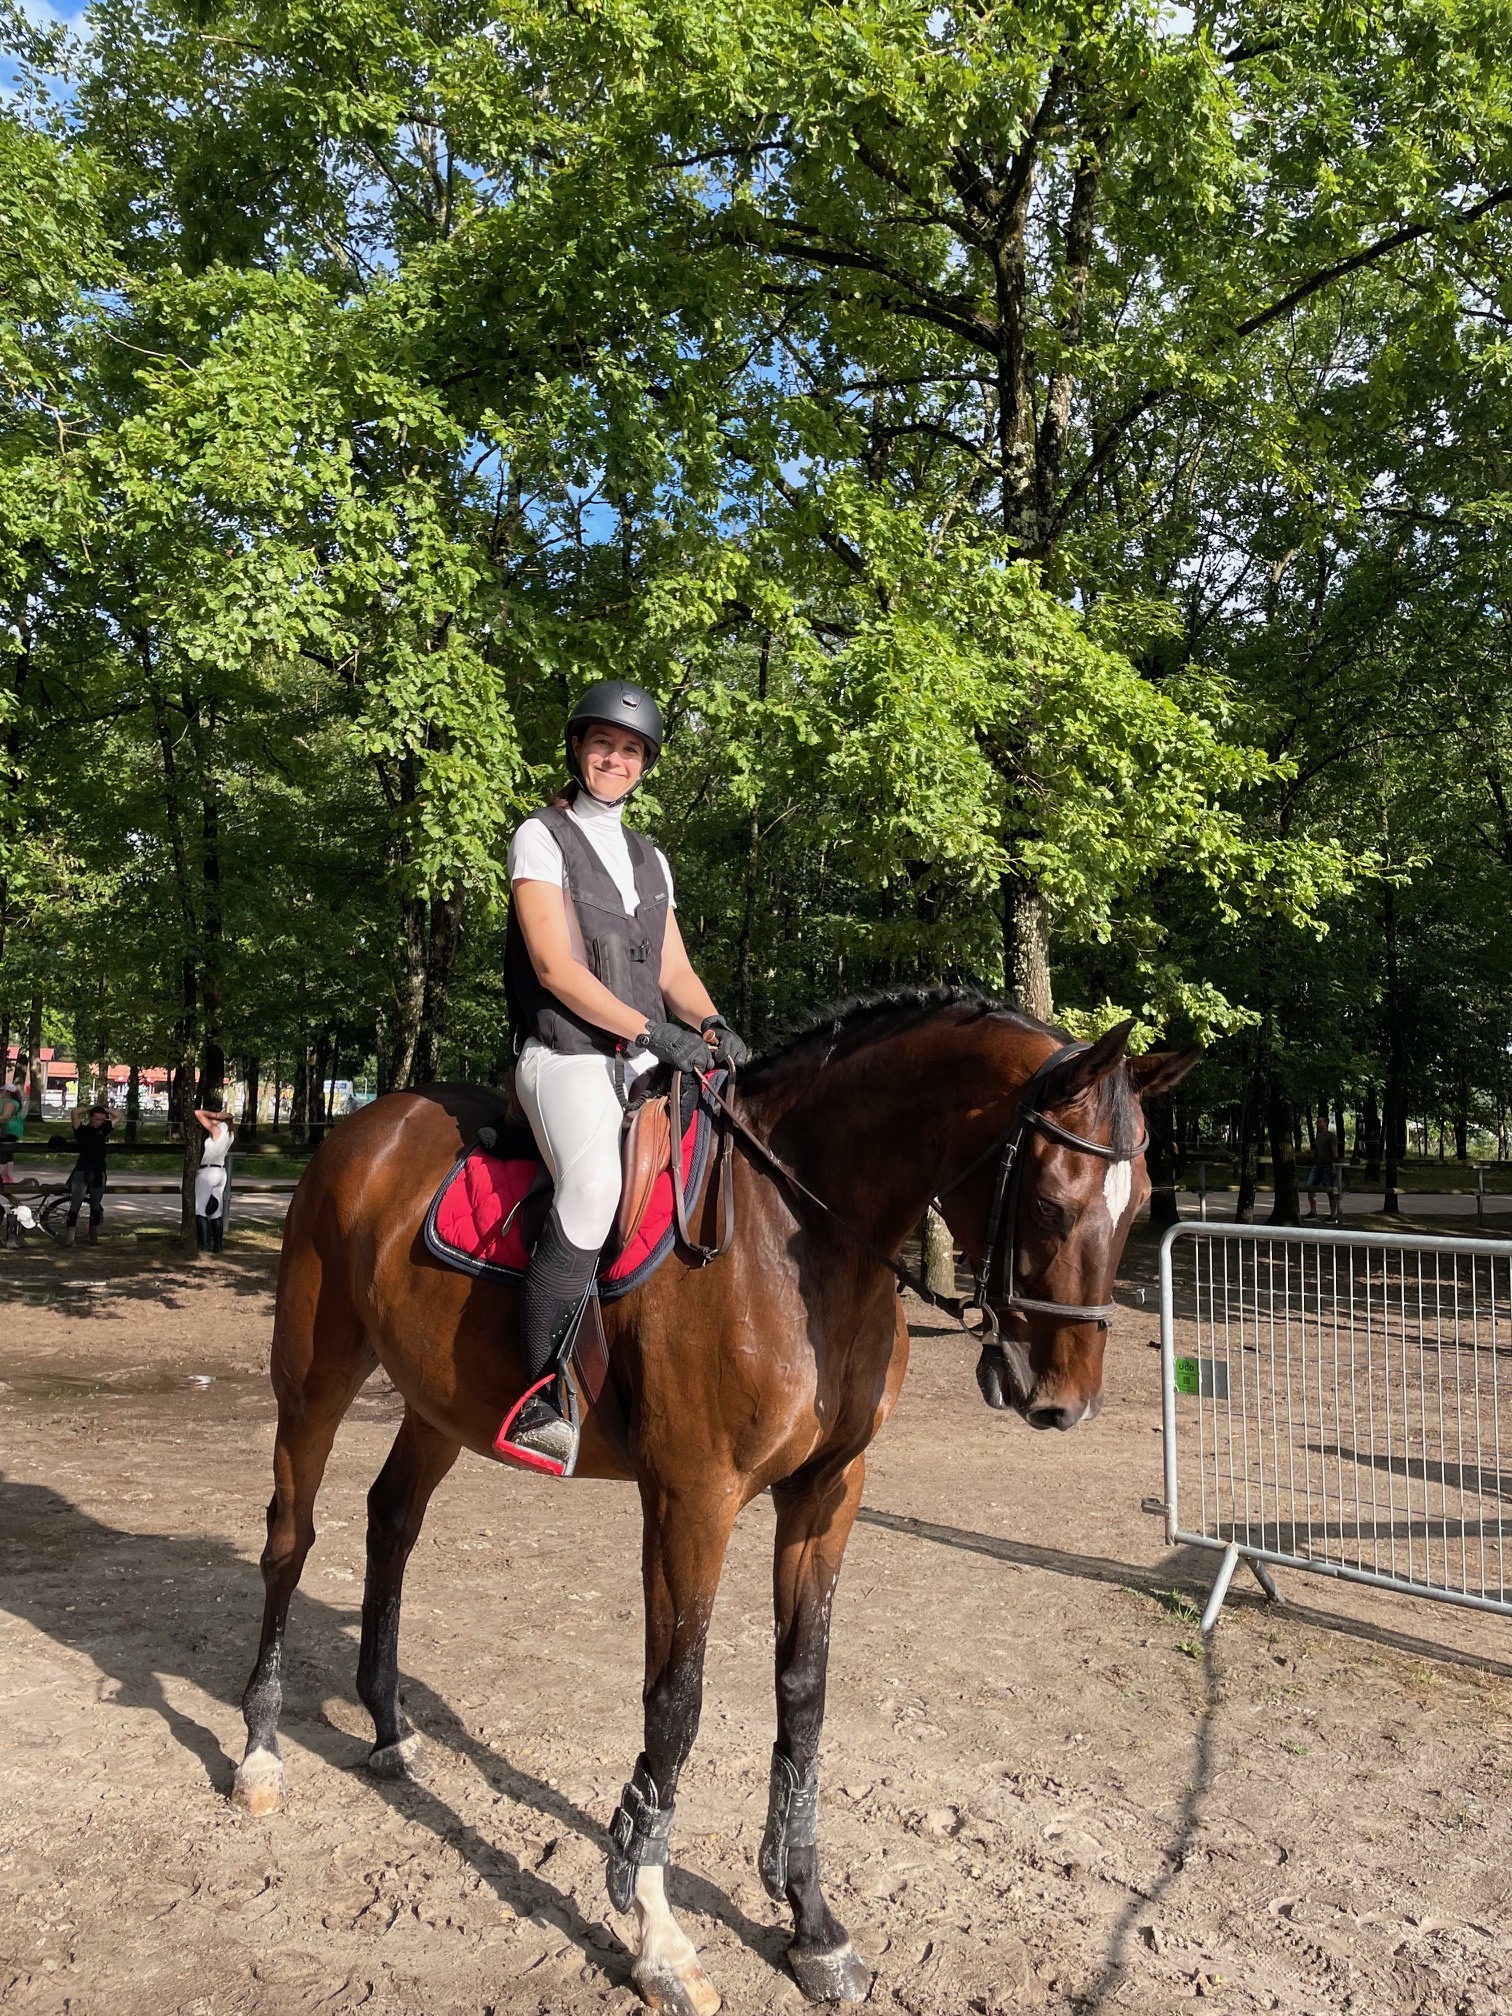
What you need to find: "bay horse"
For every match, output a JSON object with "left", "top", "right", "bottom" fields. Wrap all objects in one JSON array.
[{"left": 232, "top": 988, "right": 1195, "bottom": 2013}]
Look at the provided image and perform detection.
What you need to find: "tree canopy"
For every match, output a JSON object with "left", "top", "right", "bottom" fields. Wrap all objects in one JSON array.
[{"left": 4, "top": 0, "right": 1512, "bottom": 1227}]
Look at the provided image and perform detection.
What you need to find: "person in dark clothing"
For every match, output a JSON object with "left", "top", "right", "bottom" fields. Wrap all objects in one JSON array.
[{"left": 66, "top": 1103, "right": 113, "bottom": 1244}]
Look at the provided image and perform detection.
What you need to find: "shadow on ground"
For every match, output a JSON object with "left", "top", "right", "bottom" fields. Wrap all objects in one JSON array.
[{"left": 0, "top": 1473, "right": 792, "bottom": 1995}]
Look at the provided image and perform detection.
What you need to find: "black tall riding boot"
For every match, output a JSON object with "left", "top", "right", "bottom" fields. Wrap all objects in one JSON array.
[
  {"left": 195, "top": 1214, "right": 209, "bottom": 1251},
  {"left": 496, "top": 1210, "right": 599, "bottom": 1471}
]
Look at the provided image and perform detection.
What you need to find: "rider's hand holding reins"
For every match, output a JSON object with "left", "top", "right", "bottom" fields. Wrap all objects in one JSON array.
[
  {"left": 635, "top": 1021, "right": 715, "bottom": 1076},
  {"left": 700, "top": 1016, "right": 748, "bottom": 1069}
]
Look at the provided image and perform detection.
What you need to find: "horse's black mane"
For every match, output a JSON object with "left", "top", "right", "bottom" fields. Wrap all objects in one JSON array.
[
  {"left": 743, "top": 984, "right": 1044, "bottom": 1086},
  {"left": 743, "top": 983, "right": 1143, "bottom": 1152}
]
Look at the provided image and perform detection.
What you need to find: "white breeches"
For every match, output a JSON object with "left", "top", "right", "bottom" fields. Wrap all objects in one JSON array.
[
  {"left": 514, "top": 1044, "right": 625, "bottom": 1249},
  {"left": 194, "top": 1166, "right": 228, "bottom": 1218}
]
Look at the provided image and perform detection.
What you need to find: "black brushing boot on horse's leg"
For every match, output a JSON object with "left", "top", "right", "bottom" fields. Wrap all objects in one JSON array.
[
  {"left": 357, "top": 1407, "right": 461, "bottom": 1779},
  {"left": 494, "top": 1208, "right": 596, "bottom": 1472},
  {"left": 768, "top": 1457, "right": 873, "bottom": 2002}
]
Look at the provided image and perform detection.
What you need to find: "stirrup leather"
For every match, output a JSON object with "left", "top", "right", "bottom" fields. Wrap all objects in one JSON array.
[
  {"left": 605, "top": 1755, "right": 674, "bottom": 1913},
  {"left": 758, "top": 1746, "right": 819, "bottom": 1899}
]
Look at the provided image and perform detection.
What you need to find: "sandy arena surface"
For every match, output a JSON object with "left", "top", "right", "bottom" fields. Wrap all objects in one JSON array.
[{"left": 2, "top": 1226, "right": 1510, "bottom": 2016}]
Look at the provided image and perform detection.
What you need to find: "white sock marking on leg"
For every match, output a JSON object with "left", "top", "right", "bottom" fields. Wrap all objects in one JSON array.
[{"left": 633, "top": 1863, "right": 699, "bottom": 1973}]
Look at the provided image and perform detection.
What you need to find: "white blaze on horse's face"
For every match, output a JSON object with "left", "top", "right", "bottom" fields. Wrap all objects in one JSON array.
[{"left": 1102, "top": 1157, "right": 1133, "bottom": 1227}]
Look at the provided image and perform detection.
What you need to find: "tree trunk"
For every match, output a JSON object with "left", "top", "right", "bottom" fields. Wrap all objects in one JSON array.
[
  {"left": 272, "top": 1061, "right": 283, "bottom": 1132},
  {"left": 242, "top": 1056, "right": 260, "bottom": 1140},
  {"left": 308, "top": 1032, "right": 331, "bottom": 1148},
  {"left": 126, "top": 1061, "right": 140, "bottom": 1145},
  {"left": 1335, "top": 1095, "right": 1347, "bottom": 1166},
  {"left": 1382, "top": 879, "right": 1403, "bottom": 1214},
  {"left": 412, "top": 887, "right": 465, "bottom": 1086},
  {"left": 1363, "top": 1082, "right": 1382, "bottom": 1182},
  {"left": 375, "top": 1009, "right": 388, "bottom": 1097},
  {"left": 737, "top": 801, "right": 761, "bottom": 1036},
  {"left": 196, "top": 778, "right": 225, "bottom": 1106},
  {"left": 1266, "top": 1078, "right": 1300, "bottom": 1225},
  {"left": 178, "top": 1004, "right": 200, "bottom": 1256},
  {"left": 147, "top": 668, "right": 201, "bottom": 1245},
  {"left": 1001, "top": 872, "right": 1052, "bottom": 1023},
  {"left": 1235, "top": 1060, "right": 1264, "bottom": 1223},
  {"left": 736, "top": 634, "right": 770, "bottom": 1035},
  {"left": 1146, "top": 1092, "right": 1180, "bottom": 1231},
  {"left": 922, "top": 1207, "right": 956, "bottom": 1297},
  {"left": 390, "top": 895, "right": 428, "bottom": 1089},
  {"left": 291, "top": 1048, "right": 309, "bottom": 1148},
  {"left": 21, "top": 990, "right": 41, "bottom": 1118},
  {"left": 1454, "top": 1071, "right": 1468, "bottom": 1162}
]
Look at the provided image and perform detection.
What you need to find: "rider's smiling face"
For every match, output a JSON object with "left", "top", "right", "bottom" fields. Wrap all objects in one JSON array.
[{"left": 576, "top": 724, "right": 648, "bottom": 803}]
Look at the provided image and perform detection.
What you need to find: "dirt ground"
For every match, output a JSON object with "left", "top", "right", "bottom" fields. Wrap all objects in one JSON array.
[{"left": 2, "top": 1226, "right": 1510, "bottom": 2016}]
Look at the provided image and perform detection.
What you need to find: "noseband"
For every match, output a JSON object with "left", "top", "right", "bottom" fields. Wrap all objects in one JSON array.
[{"left": 933, "top": 1041, "right": 1147, "bottom": 1338}]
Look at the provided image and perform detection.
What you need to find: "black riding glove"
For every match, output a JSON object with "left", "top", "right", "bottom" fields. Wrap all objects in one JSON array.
[
  {"left": 634, "top": 1021, "right": 713, "bottom": 1076},
  {"left": 700, "top": 1015, "right": 748, "bottom": 1069}
]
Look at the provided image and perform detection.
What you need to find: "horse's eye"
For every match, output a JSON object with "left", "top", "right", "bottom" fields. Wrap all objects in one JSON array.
[{"left": 1035, "top": 1196, "right": 1071, "bottom": 1231}]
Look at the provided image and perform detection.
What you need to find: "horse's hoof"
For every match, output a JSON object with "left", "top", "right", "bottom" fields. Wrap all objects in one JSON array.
[
  {"left": 367, "top": 1732, "right": 428, "bottom": 1782},
  {"left": 632, "top": 1958, "right": 722, "bottom": 2016},
  {"left": 231, "top": 1747, "right": 284, "bottom": 1816},
  {"left": 788, "top": 1939, "right": 870, "bottom": 2004}
]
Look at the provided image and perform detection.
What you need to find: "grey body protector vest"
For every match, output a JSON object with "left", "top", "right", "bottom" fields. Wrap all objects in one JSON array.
[{"left": 505, "top": 805, "right": 669, "bottom": 1057}]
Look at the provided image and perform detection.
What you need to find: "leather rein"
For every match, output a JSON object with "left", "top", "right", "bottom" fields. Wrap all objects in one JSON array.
[{"left": 668, "top": 1042, "right": 1146, "bottom": 1344}]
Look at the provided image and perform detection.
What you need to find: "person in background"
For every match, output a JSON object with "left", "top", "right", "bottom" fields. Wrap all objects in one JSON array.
[
  {"left": 1306, "top": 1112, "right": 1340, "bottom": 1220},
  {"left": 66, "top": 1102, "right": 113, "bottom": 1245},
  {"left": 193, "top": 1101, "right": 235, "bottom": 1252},
  {"left": 0, "top": 1081, "right": 23, "bottom": 1190}
]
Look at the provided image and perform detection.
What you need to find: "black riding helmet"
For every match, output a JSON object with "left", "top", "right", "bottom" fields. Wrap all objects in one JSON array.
[{"left": 564, "top": 680, "right": 664, "bottom": 787}]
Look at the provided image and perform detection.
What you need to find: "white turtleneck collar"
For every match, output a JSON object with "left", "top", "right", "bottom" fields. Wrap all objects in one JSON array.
[{"left": 570, "top": 788, "right": 629, "bottom": 827}]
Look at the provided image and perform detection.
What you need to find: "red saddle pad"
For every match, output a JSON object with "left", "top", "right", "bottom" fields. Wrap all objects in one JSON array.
[{"left": 426, "top": 1093, "right": 707, "bottom": 1296}]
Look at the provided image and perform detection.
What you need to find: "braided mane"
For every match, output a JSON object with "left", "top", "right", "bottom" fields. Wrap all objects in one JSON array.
[
  {"left": 742, "top": 985, "right": 1048, "bottom": 1089},
  {"left": 743, "top": 984, "right": 1143, "bottom": 1155}
]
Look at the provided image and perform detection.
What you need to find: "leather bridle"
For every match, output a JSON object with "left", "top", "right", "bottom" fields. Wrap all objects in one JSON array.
[
  {"left": 677, "top": 1041, "right": 1146, "bottom": 1358},
  {"left": 929, "top": 1040, "right": 1147, "bottom": 1341}
]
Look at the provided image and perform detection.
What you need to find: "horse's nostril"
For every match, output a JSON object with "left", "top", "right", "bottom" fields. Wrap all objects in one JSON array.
[{"left": 1026, "top": 1402, "right": 1078, "bottom": 1432}]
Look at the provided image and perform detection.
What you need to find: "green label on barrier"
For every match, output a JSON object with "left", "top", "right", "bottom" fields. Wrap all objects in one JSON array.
[{"left": 1174, "top": 1356, "right": 1230, "bottom": 1400}]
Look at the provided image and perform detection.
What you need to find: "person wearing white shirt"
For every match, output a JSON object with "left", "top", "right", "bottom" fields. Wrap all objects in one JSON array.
[
  {"left": 497, "top": 681, "right": 748, "bottom": 1472},
  {"left": 193, "top": 1103, "right": 236, "bottom": 1252}
]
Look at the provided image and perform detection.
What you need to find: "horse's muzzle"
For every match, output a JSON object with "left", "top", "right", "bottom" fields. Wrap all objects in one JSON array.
[
  {"left": 975, "top": 1337, "right": 1031, "bottom": 1413},
  {"left": 1024, "top": 1390, "right": 1103, "bottom": 1431}
]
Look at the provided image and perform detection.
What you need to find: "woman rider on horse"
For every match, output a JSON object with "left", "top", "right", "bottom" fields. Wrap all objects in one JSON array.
[{"left": 500, "top": 680, "right": 748, "bottom": 1468}]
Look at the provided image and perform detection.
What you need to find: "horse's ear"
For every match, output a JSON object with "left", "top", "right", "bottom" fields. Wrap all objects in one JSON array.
[
  {"left": 1042, "top": 1019, "right": 1134, "bottom": 1104},
  {"left": 1129, "top": 1048, "right": 1203, "bottom": 1100}
]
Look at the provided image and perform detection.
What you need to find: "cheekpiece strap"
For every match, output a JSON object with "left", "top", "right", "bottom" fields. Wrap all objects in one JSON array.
[{"left": 605, "top": 1755, "right": 675, "bottom": 1913}]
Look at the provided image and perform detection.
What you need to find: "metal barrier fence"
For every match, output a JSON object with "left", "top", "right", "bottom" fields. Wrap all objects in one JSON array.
[{"left": 1158, "top": 1223, "right": 1512, "bottom": 1630}]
